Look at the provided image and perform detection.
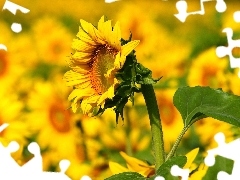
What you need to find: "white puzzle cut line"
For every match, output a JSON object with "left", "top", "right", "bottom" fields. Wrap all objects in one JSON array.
[
  {"left": 0, "top": 44, "right": 7, "bottom": 51},
  {"left": 216, "top": 28, "right": 240, "bottom": 68},
  {"left": 233, "top": 11, "right": 240, "bottom": 23},
  {"left": 170, "top": 165, "right": 190, "bottom": 180},
  {"left": 2, "top": 0, "right": 30, "bottom": 14},
  {"left": 0, "top": 124, "right": 73, "bottom": 180},
  {"left": 2, "top": 0, "right": 30, "bottom": 33},
  {"left": 175, "top": 0, "right": 227, "bottom": 22},
  {"left": 105, "top": 0, "right": 119, "bottom": 3},
  {"left": 154, "top": 175, "right": 165, "bottom": 180},
  {"left": 216, "top": 11, "right": 240, "bottom": 69},
  {"left": 204, "top": 132, "right": 240, "bottom": 180}
]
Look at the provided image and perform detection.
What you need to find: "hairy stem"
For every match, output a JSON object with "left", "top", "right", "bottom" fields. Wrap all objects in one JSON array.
[{"left": 166, "top": 124, "right": 190, "bottom": 160}]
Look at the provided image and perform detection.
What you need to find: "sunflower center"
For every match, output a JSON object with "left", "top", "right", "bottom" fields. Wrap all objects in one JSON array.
[
  {"left": 0, "top": 49, "right": 8, "bottom": 77},
  {"left": 49, "top": 102, "right": 71, "bottom": 133},
  {"left": 90, "top": 45, "right": 117, "bottom": 95},
  {"left": 202, "top": 66, "right": 217, "bottom": 86}
]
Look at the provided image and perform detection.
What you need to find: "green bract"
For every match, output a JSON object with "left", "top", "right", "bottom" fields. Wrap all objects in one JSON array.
[{"left": 97, "top": 37, "right": 160, "bottom": 122}]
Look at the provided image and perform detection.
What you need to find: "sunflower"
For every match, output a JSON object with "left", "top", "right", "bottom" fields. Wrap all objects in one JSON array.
[
  {"left": 26, "top": 79, "right": 82, "bottom": 165},
  {"left": 64, "top": 16, "right": 139, "bottom": 115}
]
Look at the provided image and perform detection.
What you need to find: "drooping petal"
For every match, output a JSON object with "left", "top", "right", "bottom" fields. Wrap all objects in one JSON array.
[
  {"left": 69, "top": 64, "right": 90, "bottom": 74},
  {"left": 68, "top": 88, "right": 94, "bottom": 101},
  {"left": 64, "top": 70, "right": 90, "bottom": 86},
  {"left": 72, "top": 39, "right": 96, "bottom": 52},
  {"left": 71, "top": 52, "right": 92, "bottom": 62}
]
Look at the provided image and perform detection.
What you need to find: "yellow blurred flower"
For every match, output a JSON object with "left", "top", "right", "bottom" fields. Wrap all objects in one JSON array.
[
  {"left": 0, "top": 37, "right": 26, "bottom": 87},
  {"left": 155, "top": 89, "right": 184, "bottom": 152},
  {"left": 0, "top": 88, "right": 29, "bottom": 143},
  {"left": 228, "top": 68, "right": 240, "bottom": 96},
  {"left": 221, "top": 2, "right": 240, "bottom": 32},
  {"left": 64, "top": 16, "right": 139, "bottom": 115},
  {"left": 194, "top": 117, "right": 234, "bottom": 149},
  {"left": 0, "top": 87, "right": 30, "bottom": 165},
  {"left": 187, "top": 47, "right": 228, "bottom": 89},
  {"left": 109, "top": 151, "right": 155, "bottom": 177},
  {"left": 100, "top": 107, "right": 150, "bottom": 153},
  {"left": 32, "top": 16, "right": 73, "bottom": 65},
  {"left": 26, "top": 79, "right": 81, "bottom": 162},
  {"left": 116, "top": 3, "right": 190, "bottom": 80},
  {"left": 101, "top": 126, "right": 150, "bottom": 153}
]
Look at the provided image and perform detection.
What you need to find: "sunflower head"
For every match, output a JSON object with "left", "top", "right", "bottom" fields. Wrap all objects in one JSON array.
[
  {"left": 64, "top": 16, "right": 160, "bottom": 121},
  {"left": 64, "top": 16, "right": 140, "bottom": 117}
]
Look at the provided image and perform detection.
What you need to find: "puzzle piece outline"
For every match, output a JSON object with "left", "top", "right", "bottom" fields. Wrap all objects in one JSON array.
[
  {"left": 175, "top": 0, "right": 227, "bottom": 22},
  {"left": 0, "top": 124, "right": 72, "bottom": 180}
]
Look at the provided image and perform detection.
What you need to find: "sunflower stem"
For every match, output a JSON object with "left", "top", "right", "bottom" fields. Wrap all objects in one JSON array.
[
  {"left": 166, "top": 124, "right": 190, "bottom": 161},
  {"left": 141, "top": 84, "right": 165, "bottom": 170}
]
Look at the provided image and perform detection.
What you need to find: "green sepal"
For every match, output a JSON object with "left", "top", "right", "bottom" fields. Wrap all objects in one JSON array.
[
  {"left": 96, "top": 36, "right": 161, "bottom": 123},
  {"left": 135, "top": 63, "right": 162, "bottom": 85}
]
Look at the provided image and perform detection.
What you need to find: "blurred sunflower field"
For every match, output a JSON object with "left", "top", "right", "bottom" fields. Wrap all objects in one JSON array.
[{"left": 1, "top": 0, "right": 240, "bottom": 179}]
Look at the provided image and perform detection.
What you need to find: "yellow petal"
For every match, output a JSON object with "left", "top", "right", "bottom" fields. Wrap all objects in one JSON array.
[
  {"left": 97, "top": 92, "right": 108, "bottom": 106},
  {"left": 102, "top": 20, "right": 112, "bottom": 43},
  {"left": 87, "top": 23, "right": 105, "bottom": 44},
  {"left": 80, "top": 19, "right": 90, "bottom": 33},
  {"left": 107, "top": 85, "right": 115, "bottom": 99},
  {"left": 72, "top": 39, "right": 95, "bottom": 52},
  {"left": 110, "top": 21, "right": 121, "bottom": 49},
  {"left": 64, "top": 70, "right": 90, "bottom": 86},
  {"left": 98, "top": 16, "right": 105, "bottom": 33},
  {"left": 184, "top": 148, "right": 199, "bottom": 169},
  {"left": 68, "top": 88, "right": 94, "bottom": 101},
  {"left": 121, "top": 40, "right": 140, "bottom": 57},
  {"left": 114, "top": 52, "right": 121, "bottom": 69},
  {"left": 120, "top": 151, "right": 150, "bottom": 172},
  {"left": 76, "top": 29, "right": 96, "bottom": 45},
  {"left": 71, "top": 52, "right": 92, "bottom": 62},
  {"left": 83, "top": 95, "right": 100, "bottom": 104},
  {"left": 189, "top": 163, "right": 208, "bottom": 180},
  {"left": 71, "top": 100, "right": 79, "bottom": 113},
  {"left": 69, "top": 64, "right": 90, "bottom": 74},
  {"left": 109, "top": 161, "right": 129, "bottom": 175},
  {"left": 81, "top": 101, "right": 94, "bottom": 115}
]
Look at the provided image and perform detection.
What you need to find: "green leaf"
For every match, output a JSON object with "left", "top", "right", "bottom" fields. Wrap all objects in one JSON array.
[
  {"left": 149, "top": 156, "right": 187, "bottom": 180},
  {"left": 105, "top": 172, "right": 146, "bottom": 180},
  {"left": 173, "top": 86, "right": 240, "bottom": 127},
  {"left": 203, "top": 156, "right": 233, "bottom": 180}
]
